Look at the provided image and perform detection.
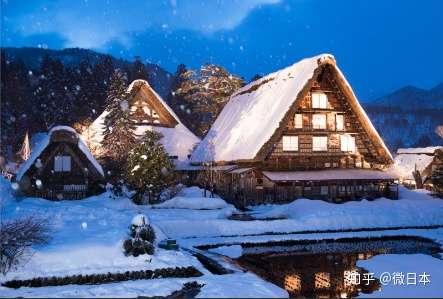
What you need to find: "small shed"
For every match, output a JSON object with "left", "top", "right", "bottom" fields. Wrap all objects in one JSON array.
[
  {"left": 393, "top": 146, "right": 443, "bottom": 189},
  {"left": 16, "top": 126, "right": 105, "bottom": 200}
]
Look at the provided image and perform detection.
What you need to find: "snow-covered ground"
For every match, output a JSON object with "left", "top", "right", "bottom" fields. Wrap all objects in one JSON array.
[{"left": 1, "top": 177, "right": 443, "bottom": 297}]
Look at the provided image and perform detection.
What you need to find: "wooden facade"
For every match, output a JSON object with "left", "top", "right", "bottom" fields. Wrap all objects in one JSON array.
[
  {"left": 17, "top": 127, "right": 104, "bottom": 200},
  {"left": 192, "top": 56, "right": 397, "bottom": 207},
  {"left": 127, "top": 80, "right": 178, "bottom": 127}
]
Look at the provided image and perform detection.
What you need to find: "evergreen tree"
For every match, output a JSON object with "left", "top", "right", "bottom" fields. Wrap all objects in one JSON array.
[
  {"left": 101, "top": 69, "right": 136, "bottom": 164},
  {"left": 128, "top": 56, "right": 149, "bottom": 82},
  {"left": 125, "top": 131, "right": 174, "bottom": 204}
]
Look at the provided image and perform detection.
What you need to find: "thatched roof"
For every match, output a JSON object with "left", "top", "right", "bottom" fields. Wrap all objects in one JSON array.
[{"left": 191, "top": 54, "right": 392, "bottom": 164}]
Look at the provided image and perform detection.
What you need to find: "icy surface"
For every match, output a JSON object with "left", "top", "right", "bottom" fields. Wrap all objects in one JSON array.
[{"left": 17, "top": 126, "right": 104, "bottom": 181}]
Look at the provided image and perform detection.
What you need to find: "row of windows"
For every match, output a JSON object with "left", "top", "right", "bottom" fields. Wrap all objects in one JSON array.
[
  {"left": 294, "top": 113, "right": 344, "bottom": 130},
  {"left": 282, "top": 134, "right": 356, "bottom": 152}
]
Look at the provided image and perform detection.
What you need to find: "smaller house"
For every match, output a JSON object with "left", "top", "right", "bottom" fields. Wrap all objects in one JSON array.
[
  {"left": 84, "top": 79, "right": 200, "bottom": 169},
  {"left": 393, "top": 146, "right": 443, "bottom": 189},
  {"left": 16, "top": 126, "right": 105, "bottom": 200}
]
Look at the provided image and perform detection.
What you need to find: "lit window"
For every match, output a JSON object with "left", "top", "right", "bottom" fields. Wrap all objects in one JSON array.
[
  {"left": 294, "top": 114, "right": 303, "bottom": 129},
  {"left": 340, "top": 134, "right": 356, "bottom": 152},
  {"left": 312, "top": 114, "right": 326, "bottom": 129},
  {"left": 336, "top": 114, "right": 344, "bottom": 131},
  {"left": 313, "top": 136, "right": 328, "bottom": 151},
  {"left": 282, "top": 136, "right": 298, "bottom": 151},
  {"left": 54, "top": 155, "right": 71, "bottom": 172},
  {"left": 312, "top": 92, "right": 328, "bottom": 109}
]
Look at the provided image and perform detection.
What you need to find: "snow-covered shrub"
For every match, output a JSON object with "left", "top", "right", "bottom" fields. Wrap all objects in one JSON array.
[
  {"left": 0, "top": 216, "right": 51, "bottom": 274},
  {"left": 123, "top": 214, "right": 156, "bottom": 256}
]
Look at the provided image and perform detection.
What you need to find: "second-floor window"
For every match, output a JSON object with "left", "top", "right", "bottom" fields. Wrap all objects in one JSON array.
[
  {"left": 282, "top": 135, "right": 298, "bottom": 151},
  {"left": 336, "top": 114, "right": 344, "bottom": 131},
  {"left": 312, "top": 114, "right": 326, "bottom": 129},
  {"left": 340, "top": 134, "right": 356, "bottom": 152},
  {"left": 294, "top": 114, "right": 303, "bottom": 129},
  {"left": 54, "top": 155, "right": 71, "bottom": 172},
  {"left": 312, "top": 136, "right": 328, "bottom": 151},
  {"left": 312, "top": 92, "right": 328, "bottom": 109}
]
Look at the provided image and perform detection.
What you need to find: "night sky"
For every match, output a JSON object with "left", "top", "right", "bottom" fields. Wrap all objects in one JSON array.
[{"left": 2, "top": 0, "right": 443, "bottom": 100}]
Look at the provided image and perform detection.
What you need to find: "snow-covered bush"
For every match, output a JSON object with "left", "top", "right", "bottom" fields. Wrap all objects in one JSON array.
[
  {"left": 159, "top": 184, "right": 185, "bottom": 201},
  {"left": 0, "top": 216, "right": 51, "bottom": 274},
  {"left": 123, "top": 214, "right": 156, "bottom": 256}
]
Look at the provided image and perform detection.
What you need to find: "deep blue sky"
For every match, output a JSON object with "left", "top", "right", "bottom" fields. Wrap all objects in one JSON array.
[{"left": 2, "top": 0, "right": 443, "bottom": 100}]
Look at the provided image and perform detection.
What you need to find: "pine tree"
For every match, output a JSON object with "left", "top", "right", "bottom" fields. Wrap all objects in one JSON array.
[
  {"left": 125, "top": 131, "right": 174, "bottom": 204},
  {"left": 128, "top": 56, "right": 149, "bottom": 82},
  {"left": 101, "top": 69, "right": 136, "bottom": 165}
]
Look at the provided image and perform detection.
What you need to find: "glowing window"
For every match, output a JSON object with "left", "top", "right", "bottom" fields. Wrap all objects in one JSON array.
[
  {"left": 282, "top": 136, "right": 298, "bottom": 151},
  {"left": 313, "top": 136, "right": 328, "bottom": 151},
  {"left": 312, "top": 92, "right": 328, "bottom": 108}
]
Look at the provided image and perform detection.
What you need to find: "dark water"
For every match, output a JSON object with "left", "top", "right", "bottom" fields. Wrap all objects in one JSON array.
[{"left": 235, "top": 236, "right": 441, "bottom": 298}]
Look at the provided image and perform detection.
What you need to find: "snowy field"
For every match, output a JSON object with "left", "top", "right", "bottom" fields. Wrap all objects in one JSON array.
[{"left": 1, "top": 177, "right": 443, "bottom": 297}]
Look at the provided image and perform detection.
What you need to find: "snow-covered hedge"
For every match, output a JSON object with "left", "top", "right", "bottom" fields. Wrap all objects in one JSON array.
[{"left": 153, "top": 196, "right": 230, "bottom": 210}]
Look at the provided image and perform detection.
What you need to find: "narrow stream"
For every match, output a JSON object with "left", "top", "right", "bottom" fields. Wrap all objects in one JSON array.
[{"left": 232, "top": 236, "right": 441, "bottom": 298}]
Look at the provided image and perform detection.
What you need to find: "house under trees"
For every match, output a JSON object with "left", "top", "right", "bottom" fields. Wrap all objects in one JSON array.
[
  {"left": 84, "top": 79, "right": 200, "bottom": 169},
  {"left": 191, "top": 54, "right": 398, "bottom": 206}
]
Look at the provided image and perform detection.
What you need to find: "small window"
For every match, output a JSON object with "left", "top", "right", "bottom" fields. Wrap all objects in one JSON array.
[
  {"left": 312, "top": 114, "right": 326, "bottom": 129},
  {"left": 320, "top": 186, "right": 329, "bottom": 195},
  {"left": 54, "top": 155, "right": 71, "bottom": 172},
  {"left": 340, "top": 134, "right": 356, "bottom": 153},
  {"left": 282, "top": 136, "right": 298, "bottom": 151},
  {"left": 294, "top": 114, "right": 303, "bottom": 129},
  {"left": 313, "top": 136, "right": 328, "bottom": 151},
  {"left": 324, "top": 162, "right": 331, "bottom": 168},
  {"left": 336, "top": 114, "right": 344, "bottom": 131},
  {"left": 312, "top": 92, "right": 328, "bottom": 109}
]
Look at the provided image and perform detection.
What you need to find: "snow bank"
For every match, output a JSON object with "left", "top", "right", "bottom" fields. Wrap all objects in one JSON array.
[
  {"left": 156, "top": 187, "right": 443, "bottom": 239},
  {"left": 358, "top": 254, "right": 443, "bottom": 298},
  {"left": 153, "top": 196, "right": 231, "bottom": 210}
]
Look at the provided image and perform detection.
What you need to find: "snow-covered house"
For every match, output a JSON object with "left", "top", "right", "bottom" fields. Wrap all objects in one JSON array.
[
  {"left": 191, "top": 54, "right": 397, "bottom": 205},
  {"left": 16, "top": 126, "right": 105, "bottom": 200},
  {"left": 393, "top": 146, "right": 443, "bottom": 188},
  {"left": 83, "top": 79, "right": 200, "bottom": 169}
]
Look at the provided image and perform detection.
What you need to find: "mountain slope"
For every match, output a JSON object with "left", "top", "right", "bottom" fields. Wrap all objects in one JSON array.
[{"left": 365, "top": 83, "right": 443, "bottom": 152}]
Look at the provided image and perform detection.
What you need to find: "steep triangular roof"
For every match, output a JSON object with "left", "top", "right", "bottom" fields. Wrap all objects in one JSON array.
[
  {"left": 84, "top": 80, "right": 200, "bottom": 168},
  {"left": 17, "top": 126, "right": 104, "bottom": 181},
  {"left": 126, "top": 79, "right": 179, "bottom": 126},
  {"left": 191, "top": 54, "right": 392, "bottom": 164}
]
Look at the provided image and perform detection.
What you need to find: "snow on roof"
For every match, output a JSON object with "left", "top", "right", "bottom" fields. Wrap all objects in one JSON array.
[
  {"left": 397, "top": 146, "right": 443, "bottom": 155},
  {"left": 84, "top": 81, "right": 200, "bottom": 166},
  {"left": 17, "top": 126, "right": 104, "bottom": 181},
  {"left": 392, "top": 153, "right": 435, "bottom": 180},
  {"left": 228, "top": 167, "right": 254, "bottom": 174},
  {"left": 262, "top": 169, "right": 398, "bottom": 182},
  {"left": 191, "top": 54, "right": 391, "bottom": 163}
]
